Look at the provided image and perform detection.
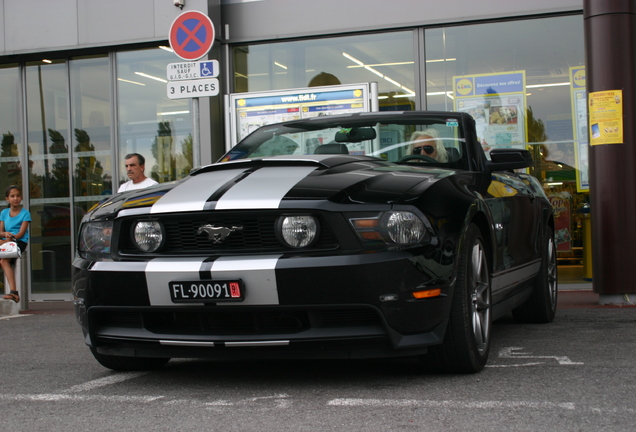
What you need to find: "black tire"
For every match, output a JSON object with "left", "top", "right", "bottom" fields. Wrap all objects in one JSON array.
[
  {"left": 90, "top": 347, "right": 170, "bottom": 371},
  {"left": 512, "top": 226, "right": 558, "bottom": 323},
  {"left": 422, "top": 224, "right": 491, "bottom": 373}
]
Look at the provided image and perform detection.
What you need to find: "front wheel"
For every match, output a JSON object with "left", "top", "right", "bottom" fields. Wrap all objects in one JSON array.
[
  {"left": 90, "top": 347, "right": 170, "bottom": 371},
  {"left": 421, "top": 224, "right": 491, "bottom": 373}
]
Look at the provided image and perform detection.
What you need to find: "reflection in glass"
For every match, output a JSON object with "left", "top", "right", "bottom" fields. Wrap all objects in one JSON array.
[
  {"left": 116, "top": 48, "right": 193, "bottom": 190},
  {"left": 70, "top": 55, "right": 113, "bottom": 218},
  {"left": 25, "top": 59, "right": 71, "bottom": 296},
  {"left": 232, "top": 31, "right": 415, "bottom": 111},
  {"left": 0, "top": 65, "right": 23, "bottom": 291},
  {"left": 425, "top": 15, "right": 588, "bottom": 284}
]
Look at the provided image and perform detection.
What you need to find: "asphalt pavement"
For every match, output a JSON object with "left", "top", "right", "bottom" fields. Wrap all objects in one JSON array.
[{"left": 1, "top": 285, "right": 636, "bottom": 431}]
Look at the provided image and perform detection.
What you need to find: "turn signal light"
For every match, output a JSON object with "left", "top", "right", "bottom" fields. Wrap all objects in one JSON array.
[{"left": 412, "top": 288, "right": 441, "bottom": 299}]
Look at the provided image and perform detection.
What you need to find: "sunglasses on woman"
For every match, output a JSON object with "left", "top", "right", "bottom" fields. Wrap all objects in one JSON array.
[{"left": 413, "top": 145, "right": 435, "bottom": 155}]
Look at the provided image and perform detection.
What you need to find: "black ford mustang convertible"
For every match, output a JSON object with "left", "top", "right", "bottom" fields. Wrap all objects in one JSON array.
[{"left": 72, "top": 111, "right": 557, "bottom": 373}]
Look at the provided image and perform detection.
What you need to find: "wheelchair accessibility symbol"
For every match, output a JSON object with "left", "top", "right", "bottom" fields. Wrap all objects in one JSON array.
[{"left": 199, "top": 61, "right": 215, "bottom": 77}]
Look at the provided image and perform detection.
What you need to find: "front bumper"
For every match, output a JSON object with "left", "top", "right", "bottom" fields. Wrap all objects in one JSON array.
[{"left": 72, "top": 250, "right": 453, "bottom": 359}]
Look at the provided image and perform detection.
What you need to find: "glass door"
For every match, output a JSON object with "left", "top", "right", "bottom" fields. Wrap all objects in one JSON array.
[{"left": 25, "top": 59, "right": 72, "bottom": 300}]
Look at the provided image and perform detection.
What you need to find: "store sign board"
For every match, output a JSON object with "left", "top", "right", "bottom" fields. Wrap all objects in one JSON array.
[
  {"left": 167, "top": 60, "right": 219, "bottom": 81},
  {"left": 167, "top": 78, "right": 219, "bottom": 100},
  {"left": 169, "top": 11, "right": 215, "bottom": 61},
  {"left": 225, "top": 83, "right": 378, "bottom": 149}
]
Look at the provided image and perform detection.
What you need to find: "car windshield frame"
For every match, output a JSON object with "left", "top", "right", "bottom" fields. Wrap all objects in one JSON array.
[{"left": 220, "top": 114, "right": 468, "bottom": 169}]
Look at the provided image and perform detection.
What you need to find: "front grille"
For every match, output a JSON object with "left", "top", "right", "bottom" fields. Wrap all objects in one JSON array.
[
  {"left": 119, "top": 211, "right": 338, "bottom": 255},
  {"left": 92, "top": 307, "right": 383, "bottom": 336}
]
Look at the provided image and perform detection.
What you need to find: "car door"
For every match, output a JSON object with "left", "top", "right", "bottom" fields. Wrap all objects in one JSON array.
[{"left": 486, "top": 171, "right": 541, "bottom": 302}]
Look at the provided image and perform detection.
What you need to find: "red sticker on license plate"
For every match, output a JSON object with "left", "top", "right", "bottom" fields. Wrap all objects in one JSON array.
[{"left": 169, "top": 280, "right": 244, "bottom": 302}]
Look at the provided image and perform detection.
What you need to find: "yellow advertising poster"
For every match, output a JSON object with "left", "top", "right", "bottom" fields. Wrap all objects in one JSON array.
[{"left": 589, "top": 90, "right": 623, "bottom": 145}]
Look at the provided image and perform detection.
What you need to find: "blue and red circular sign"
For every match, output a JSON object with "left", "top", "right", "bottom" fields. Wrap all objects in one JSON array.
[{"left": 169, "top": 11, "right": 215, "bottom": 61}]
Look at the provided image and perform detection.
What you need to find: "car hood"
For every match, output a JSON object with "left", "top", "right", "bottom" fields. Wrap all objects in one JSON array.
[{"left": 87, "top": 155, "right": 457, "bottom": 220}]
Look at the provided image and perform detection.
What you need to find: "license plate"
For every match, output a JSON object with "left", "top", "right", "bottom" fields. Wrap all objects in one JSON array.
[{"left": 169, "top": 280, "right": 244, "bottom": 303}]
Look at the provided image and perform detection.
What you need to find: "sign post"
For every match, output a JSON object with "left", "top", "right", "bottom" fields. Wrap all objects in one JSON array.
[{"left": 168, "top": 11, "right": 217, "bottom": 168}]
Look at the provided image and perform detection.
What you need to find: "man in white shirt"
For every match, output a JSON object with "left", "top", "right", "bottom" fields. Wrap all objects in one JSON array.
[{"left": 117, "top": 153, "right": 159, "bottom": 193}]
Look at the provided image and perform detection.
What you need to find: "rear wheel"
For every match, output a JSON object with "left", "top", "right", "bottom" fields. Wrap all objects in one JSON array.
[
  {"left": 90, "top": 347, "right": 170, "bottom": 371},
  {"left": 512, "top": 226, "right": 558, "bottom": 323},
  {"left": 422, "top": 224, "right": 491, "bottom": 373}
]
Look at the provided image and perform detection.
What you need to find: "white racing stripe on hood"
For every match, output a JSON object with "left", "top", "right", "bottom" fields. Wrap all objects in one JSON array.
[
  {"left": 145, "top": 256, "right": 281, "bottom": 306},
  {"left": 150, "top": 168, "right": 247, "bottom": 214},
  {"left": 215, "top": 166, "right": 316, "bottom": 210}
]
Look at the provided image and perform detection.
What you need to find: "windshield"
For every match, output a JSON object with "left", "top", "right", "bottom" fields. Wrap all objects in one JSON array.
[{"left": 220, "top": 115, "right": 467, "bottom": 167}]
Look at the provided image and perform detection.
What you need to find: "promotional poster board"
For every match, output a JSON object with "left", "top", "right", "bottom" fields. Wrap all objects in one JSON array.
[
  {"left": 453, "top": 71, "right": 527, "bottom": 158},
  {"left": 225, "top": 83, "right": 378, "bottom": 150},
  {"left": 589, "top": 89, "right": 624, "bottom": 145},
  {"left": 570, "top": 66, "right": 589, "bottom": 192},
  {"left": 548, "top": 192, "right": 573, "bottom": 252}
]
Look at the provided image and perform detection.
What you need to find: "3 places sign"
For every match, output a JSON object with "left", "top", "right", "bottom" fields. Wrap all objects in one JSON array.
[{"left": 167, "top": 79, "right": 219, "bottom": 99}]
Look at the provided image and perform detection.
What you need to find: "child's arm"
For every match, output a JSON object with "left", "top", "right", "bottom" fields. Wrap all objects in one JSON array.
[
  {"left": 0, "top": 220, "right": 7, "bottom": 239},
  {"left": 12, "top": 221, "right": 29, "bottom": 241}
]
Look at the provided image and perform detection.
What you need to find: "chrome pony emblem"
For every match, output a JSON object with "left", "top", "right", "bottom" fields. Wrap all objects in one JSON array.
[{"left": 196, "top": 224, "right": 243, "bottom": 244}]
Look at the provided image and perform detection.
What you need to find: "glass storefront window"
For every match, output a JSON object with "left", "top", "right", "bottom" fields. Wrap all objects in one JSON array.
[
  {"left": 0, "top": 64, "right": 24, "bottom": 295},
  {"left": 25, "top": 59, "right": 72, "bottom": 297},
  {"left": 233, "top": 31, "right": 416, "bottom": 110},
  {"left": 0, "top": 64, "right": 23, "bottom": 196},
  {"left": 116, "top": 47, "right": 193, "bottom": 188},
  {"left": 425, "top": 15, "right": 588, "bottom": 284},
  {"left": 70, "top": 55, "right": 114, "bottom": 234}
]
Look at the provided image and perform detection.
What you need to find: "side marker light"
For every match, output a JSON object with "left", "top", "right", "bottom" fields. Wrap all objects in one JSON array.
[{"left": 412, "top": 289, "right": 442, "bottom": 299}]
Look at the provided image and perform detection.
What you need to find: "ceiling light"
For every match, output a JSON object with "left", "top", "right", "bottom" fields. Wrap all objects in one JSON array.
[
  {"left": 135, "top": 72, "right": 168, "bottom": 83},
  {"left": 425, "top": 58, "right": 456, "bottom": 63},
  {"left": 118, "top": 78, "right": 146, "bottom": 86},
  {"left": 342, "top": 52, "right": 364, "bottom": 66},
  {"left": 526, "top": 82, "right": 570, "bottom": 88},
  {"left": 347, "top": 61, "right": 414, "bottom": 68},
  {"left": 157, "top": 110, "right": 190, "bottom": 116},
  {"left": 42, "top": 59, "right": 52, "bottom": 64},
  {"left": 364, "top": 66, "right": 384, "bottom": 78},
  {"left": 425, "top": 91, "right": 455, "bottom": 100},
  {"left": 384, "top": 76, "right": 401, "bottom": 87},
  {"left": 159, "top": 46, "right": 174, "bottom": 53},
  {"left": 274, "top": 62, "right": 288, "bottom": 70},
  {"left": 393, "top": 93, "right": 416, "bottom": 98}
]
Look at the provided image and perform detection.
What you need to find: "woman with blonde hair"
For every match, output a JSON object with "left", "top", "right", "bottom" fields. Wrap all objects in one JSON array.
[{"left": 409, "top": 128, "right": 448, "bottom": 162}]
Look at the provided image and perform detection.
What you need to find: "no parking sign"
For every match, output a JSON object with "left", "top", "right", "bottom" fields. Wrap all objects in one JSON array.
[{"left": 169, "top": 11, "right": 215, "bottom": 61}]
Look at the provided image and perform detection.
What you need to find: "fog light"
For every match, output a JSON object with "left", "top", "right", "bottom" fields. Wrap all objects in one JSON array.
[
  {"left": 278, "top": 215, "right": 318, "bottom": 248},
  {"left": 133, "top": 221, "right": 165, "bottom": 252}
]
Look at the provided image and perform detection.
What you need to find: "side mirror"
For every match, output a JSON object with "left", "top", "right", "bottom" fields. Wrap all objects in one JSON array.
[{"left": 486, "top": 148, "right": 533, "bottom": 171}]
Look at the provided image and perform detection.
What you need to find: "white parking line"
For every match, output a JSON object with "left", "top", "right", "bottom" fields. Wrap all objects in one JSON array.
[
  {"left": 0, "top": 314, "right": 31, "bottom": 321},
  {"left": 498, "top": 347, "right": 584, "bottom": 365},
  {"left": 0, "top": 393, "right": 634, "bottom": 414},
  {"left": 62, "top": 372, "right": 148, "bottom": 393},
  {"left": 0, "top": 394, "right": 163, "bottom": 403},
  {"left": 327, "top": 398, "right": 577, "bottom": 410}
]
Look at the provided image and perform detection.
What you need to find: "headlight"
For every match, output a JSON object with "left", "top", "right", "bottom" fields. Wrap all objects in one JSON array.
[
  {"left": 382, "top": 211, "right": 426, "bottom": 244},
  {"left": 278, "top": 215, "right": 318, "bottom": 248},
  {"left": 132, "top": 221, "right": 165, "bottom": 252},
  {"left": 350, "top": 211, "right": 427, "bottom": 246},
  {"left": 78, "top": 221, "right": 113, "bottom": 257}
]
